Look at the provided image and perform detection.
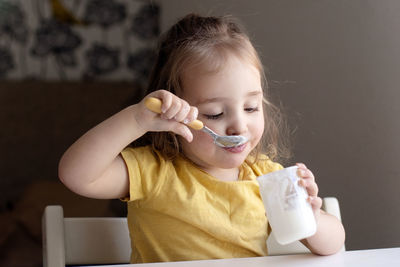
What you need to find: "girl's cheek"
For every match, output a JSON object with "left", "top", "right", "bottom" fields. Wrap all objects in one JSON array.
[
  {"left": 194, "top": 130, "right": 214, "bottom": 145},
  {"left": 252, "top": 131, "right": 263, "bottom": 148},
  {"left": 252, "top": 120, "right": 264, "bottom": 142},
  {"left": 196, "top": 131, "right": 214, "bottom": 146}
]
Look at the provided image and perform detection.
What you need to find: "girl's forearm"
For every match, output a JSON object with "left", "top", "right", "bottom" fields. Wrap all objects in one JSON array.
[
  {"left": 302, "top": 211, "right": 345, "bottom": 255},
  {"left": 58, "top": 104, "right": 144, "bottom": 189}
]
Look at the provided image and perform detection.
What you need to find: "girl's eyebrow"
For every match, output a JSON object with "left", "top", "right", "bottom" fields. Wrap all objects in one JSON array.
[
  {"left": 196, "top": 96, "right": 226, "bottom": 106},
  {"left": 196, "top": 90, "right": 262, "bottom": 105},
  {"left": 247, "top": 90, "right": 263, "bottom": 97}
]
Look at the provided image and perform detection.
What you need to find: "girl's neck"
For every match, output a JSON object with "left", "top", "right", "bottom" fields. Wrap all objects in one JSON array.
[
  {"left": 194, "top": 161, "right": 240, "bottom": 182},
  {"left": 180, "top": 150, "right": 241, "bottom": 182},
  {"left": 208, "top": 167, "right": 240, "bottom": 182}
]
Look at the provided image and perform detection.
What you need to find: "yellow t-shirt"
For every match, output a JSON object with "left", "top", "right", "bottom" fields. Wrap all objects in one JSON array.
[{"left": 121, "top": 145, "right": 283, "bottom": 263}]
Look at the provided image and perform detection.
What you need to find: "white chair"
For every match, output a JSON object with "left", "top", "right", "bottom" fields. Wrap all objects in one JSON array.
[
  {"left": 42, "top": 197, "right": 343, "bottom": 266},
  {"left": 267, "top": 197, "right": 345, "bottom": 255},
  {"left": 42, "top": 205, "right": 131, "bottom": 267}
]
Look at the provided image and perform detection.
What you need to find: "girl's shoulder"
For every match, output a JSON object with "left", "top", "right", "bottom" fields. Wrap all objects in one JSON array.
[{"left": 245, "top": 154, "right": 284, "bottom": 177}]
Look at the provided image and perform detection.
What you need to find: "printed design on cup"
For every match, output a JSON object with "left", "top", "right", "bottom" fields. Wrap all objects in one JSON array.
[{"left": 281, "top": 175, "right": 299, "bottom": 211}]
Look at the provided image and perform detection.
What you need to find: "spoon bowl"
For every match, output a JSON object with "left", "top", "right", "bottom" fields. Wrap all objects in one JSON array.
[{"left": 201, "top": 126, "right": 247, "bottom": 148}]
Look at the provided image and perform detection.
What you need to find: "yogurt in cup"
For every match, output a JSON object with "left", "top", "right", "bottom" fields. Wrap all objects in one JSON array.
[{"left": 257, "top": 166, "right": 316, "bottom": 245}]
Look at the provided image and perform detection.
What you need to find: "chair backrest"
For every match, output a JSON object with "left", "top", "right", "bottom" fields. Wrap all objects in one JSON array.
[
  {"left": 42, "top": 205, "right": 131, "bottom": 267},
  {"left": 267, "top": 197, "right": 345, "bottom": 255}
]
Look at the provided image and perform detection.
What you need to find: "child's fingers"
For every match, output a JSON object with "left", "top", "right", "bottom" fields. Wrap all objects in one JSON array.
[
  {"left": 296, "top": 164, "right": 318, "bottom": 197},
  {"left": 172, "top": 101, "right": 191, "bottom": 122},
  {"left": 150, "top": 89, "right": 185, "bottom": 117},
  {"left": 184, "top": 107, "right": 198, "bottom": 124},
  {"left": 153, "top": 90, "right": 173, "bottom": 113},
  {"left": 170, "top": 123, "right": 193, "bottom": 142},
  {"left": 296, "top": 162, "right": 307, "bottom": 170},
  {"left": 154, "top": 94, "right": 192, "bottom": 123},
  {"left": 299, "top": 178, "right": 319, "bottom": 197},
  {"left": 295, "top": 163, "right": 322, "bottom": 215},
  {"left": 308, "top": 196, "right": 323, "bottom": 211},
  {"left": 162, "top": 99, "right": 184, "bottom": 120},
  {"left": 144, "top": 90, "right": 197, "bottom": 141},
  {"left": 296, "top": 163, "right": 315, "bottom": 181}
]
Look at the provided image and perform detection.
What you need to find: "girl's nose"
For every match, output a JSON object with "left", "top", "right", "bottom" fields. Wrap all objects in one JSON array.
[{"left": 226, "top": 114, "right": 247, "bottom": 136}]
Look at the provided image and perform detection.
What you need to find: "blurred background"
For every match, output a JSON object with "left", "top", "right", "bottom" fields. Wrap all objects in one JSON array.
[{"left": 1, "top": 0, "right": 400, "bottom": 266}]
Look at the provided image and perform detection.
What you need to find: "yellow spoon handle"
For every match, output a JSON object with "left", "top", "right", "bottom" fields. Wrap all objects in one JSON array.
[{"left": 144, "top": 97, "right": 204, "bottom": 130}]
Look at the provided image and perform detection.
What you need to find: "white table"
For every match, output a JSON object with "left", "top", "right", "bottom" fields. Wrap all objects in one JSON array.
[{"left": 84, "top": 247, "right": 400, "bottom": 267}]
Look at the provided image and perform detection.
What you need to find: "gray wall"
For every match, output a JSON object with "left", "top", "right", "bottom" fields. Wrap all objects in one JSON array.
[{"left": 160, "top": 0, "right": 400, "bottom": 250}]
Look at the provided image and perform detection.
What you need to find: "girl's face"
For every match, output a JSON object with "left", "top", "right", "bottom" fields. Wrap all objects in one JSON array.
[{"left": 179, "top": 56, "right": 265, "bottom": 178}]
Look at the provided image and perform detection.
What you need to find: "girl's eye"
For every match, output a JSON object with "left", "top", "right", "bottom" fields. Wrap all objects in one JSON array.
[
  {"left": 204, "top": 113, "right": 223, "bottom": 120},
  {"left": 245, "top": 107, "right": 259, "bottom": 113}
]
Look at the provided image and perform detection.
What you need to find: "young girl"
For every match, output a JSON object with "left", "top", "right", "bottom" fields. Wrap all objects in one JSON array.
[{"left": 59, "top": 14, "right": 345, "bottom": 263}]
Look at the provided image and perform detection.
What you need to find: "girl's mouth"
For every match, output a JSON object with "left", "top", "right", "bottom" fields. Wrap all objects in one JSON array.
[{"left": 223, "top": 142, "right": 247, "bottom": 153}]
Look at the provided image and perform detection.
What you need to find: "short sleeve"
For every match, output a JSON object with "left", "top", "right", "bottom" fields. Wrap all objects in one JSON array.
[{"left": 120, "top": 146, "right": 169, "bottom": 202}]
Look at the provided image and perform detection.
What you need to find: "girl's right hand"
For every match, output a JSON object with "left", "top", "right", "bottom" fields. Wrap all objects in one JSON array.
[{"left": 134, "top": 90, "right": 198, "bottom": 142}]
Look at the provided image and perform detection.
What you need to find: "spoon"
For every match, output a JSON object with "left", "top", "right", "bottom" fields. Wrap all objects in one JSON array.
[{"left": 144, "top": 97, "right": 248, "bottom": 148}]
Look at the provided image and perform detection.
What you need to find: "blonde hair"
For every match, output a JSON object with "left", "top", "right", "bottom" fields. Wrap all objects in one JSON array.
[{"left": 133, "top": 13, "right": 291, "bottom": 162}]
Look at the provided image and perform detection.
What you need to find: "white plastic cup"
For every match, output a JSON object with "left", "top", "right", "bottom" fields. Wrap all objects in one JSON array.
[{"left": 257, "top": 166, "right": 316, "bottom": 245}]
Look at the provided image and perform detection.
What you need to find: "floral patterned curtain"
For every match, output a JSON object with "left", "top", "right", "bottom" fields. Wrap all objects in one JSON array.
[{"left": 0, "top": 0, "right": 160, "bottom": 84}]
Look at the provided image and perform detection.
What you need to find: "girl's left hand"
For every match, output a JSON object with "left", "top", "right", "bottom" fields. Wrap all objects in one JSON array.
[{"left": 296, "top": 163, "right": 322, "bottom": 222}]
